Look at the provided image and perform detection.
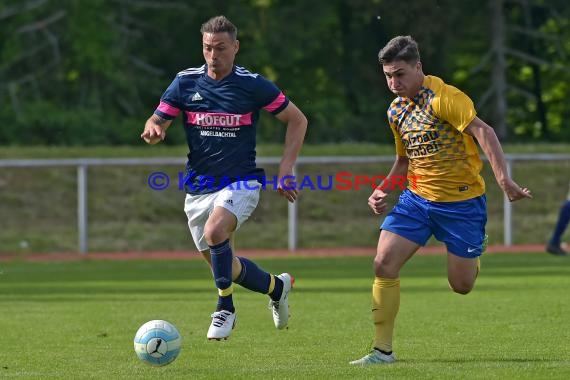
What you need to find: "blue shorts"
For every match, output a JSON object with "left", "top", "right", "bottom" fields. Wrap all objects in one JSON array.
[{"left": 381, "top": 189, "right": 487, "bottom": 258}]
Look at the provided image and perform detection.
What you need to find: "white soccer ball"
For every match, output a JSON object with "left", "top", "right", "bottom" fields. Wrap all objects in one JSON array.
[{"left": 133, "top": 320, "right": 182, "bottom": 366}]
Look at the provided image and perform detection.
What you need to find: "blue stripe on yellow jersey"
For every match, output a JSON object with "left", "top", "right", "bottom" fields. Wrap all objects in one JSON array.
[{"left": 387, "top": 75, "right": 485, "bottom": 202}]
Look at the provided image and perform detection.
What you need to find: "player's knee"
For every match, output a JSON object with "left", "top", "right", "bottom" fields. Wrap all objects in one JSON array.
[
  {"left": 448, "top": 280, "right": 474, "bottom": 295},
  {"left": 452, "top": 286, "right": 472, "bottom": 295},
  {"left": 203, "top": 223, "right": 229, "bottom": 246},
  {"left": 373, "top": 256, "right": 398, "bottom": 278}
]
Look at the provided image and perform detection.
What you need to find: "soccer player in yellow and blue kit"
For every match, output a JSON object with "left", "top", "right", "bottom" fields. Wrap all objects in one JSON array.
[{"left": 350, "top": 36, "right": 532, "bottom": 365}]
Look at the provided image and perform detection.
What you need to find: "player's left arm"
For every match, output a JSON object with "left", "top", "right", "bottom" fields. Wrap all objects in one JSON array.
[
  {"left": 274, "top": 101, "right": 308, "bottom": 203},
  {"left": 464, "top": 117, "right": 532, "bottom": 202}
]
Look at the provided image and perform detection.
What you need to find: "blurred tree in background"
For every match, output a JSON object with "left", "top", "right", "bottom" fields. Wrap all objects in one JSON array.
[{"left": 0, "top": 0, "right": 568, "bottom": 146}]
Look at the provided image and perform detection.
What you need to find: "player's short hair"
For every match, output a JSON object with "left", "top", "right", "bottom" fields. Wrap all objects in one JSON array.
[
  {"left": 378, "top": 36, "right": 420, "bottom": 65},
  {"left": 200, "top": 15, "right": 237, "bottom": 40}
]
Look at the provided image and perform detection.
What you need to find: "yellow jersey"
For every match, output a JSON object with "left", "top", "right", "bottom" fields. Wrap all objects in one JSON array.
[{"left": 387, "top": 75, "right": 485, "bottom": 201}]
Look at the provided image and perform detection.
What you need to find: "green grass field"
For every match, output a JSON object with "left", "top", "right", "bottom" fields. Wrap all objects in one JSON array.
[{"left": 1, "top": 253, "right": 569, "bottom": 379}]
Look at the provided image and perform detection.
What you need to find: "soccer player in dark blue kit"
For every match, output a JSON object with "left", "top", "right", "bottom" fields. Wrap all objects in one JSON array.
[{"left": 141, "top": 15, "right": 307, "bottom": 340}]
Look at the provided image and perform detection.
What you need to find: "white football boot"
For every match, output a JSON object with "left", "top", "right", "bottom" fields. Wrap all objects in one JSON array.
[
  {"left": 269, "top": 273, "right": 294, "bottom": 329},
  {"left": 207, "top": 310, "right": 236, "bottom": 340},
  {"left": 349, "top": 349, "right": 396, "bottom": 365}
]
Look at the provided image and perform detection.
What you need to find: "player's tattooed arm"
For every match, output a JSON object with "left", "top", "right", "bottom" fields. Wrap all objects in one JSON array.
[
  {"left": 150, "top": 114, "right": 170, "bottom": 127},
  {"left": 141, "top": 114, "right": 173, "bottom": 144}
]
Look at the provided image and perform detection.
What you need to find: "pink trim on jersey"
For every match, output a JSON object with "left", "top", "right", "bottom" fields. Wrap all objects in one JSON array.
[
  {"left": 157, "top": 101, "right": 181, "bottom": 117},
  {"left": 186, "top": 111, "right": 253, "bottom": 127},
  {"left": 263, "top": 92, "right": 287, "bottom": 113}
]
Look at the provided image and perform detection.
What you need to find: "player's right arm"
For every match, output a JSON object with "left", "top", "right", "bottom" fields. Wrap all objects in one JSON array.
[
  {"left": 368, "top": 155, "right": 409, "bottom": 215},
  {"left": 141, "top": 114, "right": 173, "bottom": 145},
  {"left": 141, "top": 75, "right": 182, "bottom": 145},
  {"left": 368, "top": 119, "right": 409, "bottom": 215}
]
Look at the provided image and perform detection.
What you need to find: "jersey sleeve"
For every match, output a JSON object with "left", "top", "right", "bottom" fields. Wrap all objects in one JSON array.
[
  {"left": 154, "top": 76, "right": 183, "bottom": 120},
  {"left": 254, "top": 76, "right": 290, "bottom": 115},
  {"left": 433, "top": 85, "right": 477, "bottom": 132},
  {"left": 389, "top": 120, "right": 406, "bottom": 156},
  {"left": 386, "top": 101, "right": 406, "bottom": 157}
]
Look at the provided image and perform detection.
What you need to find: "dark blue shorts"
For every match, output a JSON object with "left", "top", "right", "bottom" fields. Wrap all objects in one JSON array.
[{"left": 381, "top": 189, "right": 487, "bottom": 258}]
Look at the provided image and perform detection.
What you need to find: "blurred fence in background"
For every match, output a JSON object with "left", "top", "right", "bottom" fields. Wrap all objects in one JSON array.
[{"left": 1, "top": 154, "right": 569, "bottom": 254}]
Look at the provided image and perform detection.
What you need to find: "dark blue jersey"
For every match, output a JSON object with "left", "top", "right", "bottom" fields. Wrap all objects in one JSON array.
[{"left": 154, "top": 64, "right": 289, "bottom": 194}]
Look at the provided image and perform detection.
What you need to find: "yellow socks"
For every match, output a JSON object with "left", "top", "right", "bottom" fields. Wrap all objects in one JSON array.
[{"left": 372, "top": 277, "right": 400, "bottom": 353}]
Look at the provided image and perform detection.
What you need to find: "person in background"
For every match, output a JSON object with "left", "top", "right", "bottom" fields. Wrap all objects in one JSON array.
[{"left": 546, "top": 182, "right": 570, "bottom": 256}]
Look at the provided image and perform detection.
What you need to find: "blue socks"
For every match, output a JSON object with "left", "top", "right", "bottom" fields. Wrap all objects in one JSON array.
[
  {"left": 209, "top": 239, "right": 234, "bottom": 313},
  {"left": 208, "top": 241, "right": 286, "bottom": 312},
  {"left": 235, "top": 257, "right": 284, "bottom": 301}
]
